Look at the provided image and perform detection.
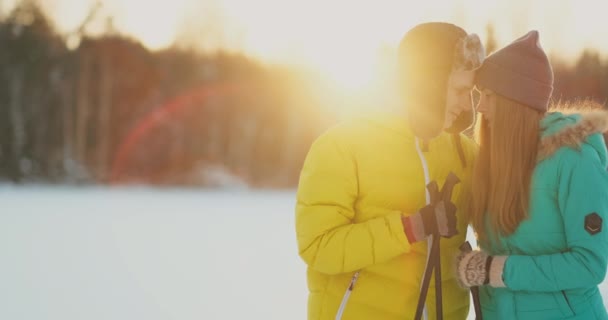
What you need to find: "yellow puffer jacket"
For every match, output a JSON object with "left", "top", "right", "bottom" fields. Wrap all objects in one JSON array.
[{"left": 296, "top": 114, "right": 477, "bottom": 320}]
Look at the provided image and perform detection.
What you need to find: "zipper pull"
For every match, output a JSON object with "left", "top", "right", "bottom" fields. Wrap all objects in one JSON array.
[{"left": 348, "top": 271, "right": 360, "bottom": 291}]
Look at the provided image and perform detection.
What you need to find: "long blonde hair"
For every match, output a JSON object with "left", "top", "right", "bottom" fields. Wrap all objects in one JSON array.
[{"left": 471, "top": 94, "right": 545, "bottom": 243}]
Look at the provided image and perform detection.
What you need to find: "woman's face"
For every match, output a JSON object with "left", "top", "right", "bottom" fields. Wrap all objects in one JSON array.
[
  {"left": 476, "top": 87, "right": 496, "bottom": 125},
  {"left": 444, "top": 70, "right": 475, "bottom": 130}
]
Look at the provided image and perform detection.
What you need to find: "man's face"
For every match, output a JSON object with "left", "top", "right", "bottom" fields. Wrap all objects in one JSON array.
[{"left": 444, "top": 70, "right": 475, "bottom": 130}]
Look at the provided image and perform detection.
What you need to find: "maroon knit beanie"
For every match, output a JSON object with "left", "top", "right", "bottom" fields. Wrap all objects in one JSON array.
[{"left": 475, "top": 30, "right": 554, "bottom": 111}]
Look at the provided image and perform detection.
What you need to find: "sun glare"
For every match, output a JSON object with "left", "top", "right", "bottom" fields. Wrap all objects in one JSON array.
[
  {"left": 107, "top": 0, "right": 189, "bottom": 50},
  {"left": 214, "top": 0, "right": 429, "bottom": 97},
  {"left": 24, "top": 0, "right": 608, "bottom": 110},
  {"left": 325, "top": 61, "right": 377, "bottom": 93}
]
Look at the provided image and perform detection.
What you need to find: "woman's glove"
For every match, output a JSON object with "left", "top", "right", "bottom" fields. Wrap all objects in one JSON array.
[{"left": 455, "top": 249, "right": 508, "bottom": 288}]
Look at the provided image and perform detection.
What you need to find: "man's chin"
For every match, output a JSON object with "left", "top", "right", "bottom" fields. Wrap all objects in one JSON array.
[{"left": 444, "top": 111, "right": 474, "bottom": 134}]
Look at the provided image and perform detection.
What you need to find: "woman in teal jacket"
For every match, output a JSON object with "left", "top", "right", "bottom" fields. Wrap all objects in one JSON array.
[{"left": 456, "top": 30, "right": 608, "bottom": 319}]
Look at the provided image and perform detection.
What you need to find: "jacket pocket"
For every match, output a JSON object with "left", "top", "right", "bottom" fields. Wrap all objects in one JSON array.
[
  {"left": 335, "top": 271, "right": 360, "bottom": 320},
  {"left": 553, "top": 291, "right": 575, "bottom": 317}
]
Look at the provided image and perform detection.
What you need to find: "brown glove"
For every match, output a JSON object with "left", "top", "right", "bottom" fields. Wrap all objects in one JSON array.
[{"left": 402, "top": 200, "right": 458, "bottom": 243}]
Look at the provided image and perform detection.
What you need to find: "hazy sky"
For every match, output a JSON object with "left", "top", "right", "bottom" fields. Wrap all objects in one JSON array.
[{"left": 2, "top": 0, "right": 608, "bottom": 88}]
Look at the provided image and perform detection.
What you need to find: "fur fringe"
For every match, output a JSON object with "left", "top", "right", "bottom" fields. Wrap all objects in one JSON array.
[{"left": 538, "top": 102, "right": 608, "bottom": 161}]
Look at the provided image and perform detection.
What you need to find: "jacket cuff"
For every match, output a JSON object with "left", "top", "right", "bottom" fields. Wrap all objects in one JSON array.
[
  {"left": 489, "top": 255, "right": 507, "bottom": 288},
  {"left": 402, "top": 213, "right": 425, "bottom": 243}
]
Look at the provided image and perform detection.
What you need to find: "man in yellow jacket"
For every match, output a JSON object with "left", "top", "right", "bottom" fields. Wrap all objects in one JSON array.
[{"left": 295, "top": 23, "right": 485, "bottom": 320}]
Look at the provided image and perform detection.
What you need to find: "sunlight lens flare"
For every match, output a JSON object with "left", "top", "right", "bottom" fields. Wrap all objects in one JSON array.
[{"left": 316, "top": 55, "right": 379, "bottom": 92}]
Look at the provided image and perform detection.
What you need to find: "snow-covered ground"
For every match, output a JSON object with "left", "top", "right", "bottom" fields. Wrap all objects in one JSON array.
[{"left": 0, "top": 186, "right": 606, "bottom": 320}]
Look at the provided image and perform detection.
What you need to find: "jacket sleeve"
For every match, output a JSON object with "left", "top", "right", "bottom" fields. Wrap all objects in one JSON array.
[
  {"left": 502, "top": 152, "right": 608, "bottom": 292},
  {"left": 295, "top": 132, "right": 411, "bottom": 275}
]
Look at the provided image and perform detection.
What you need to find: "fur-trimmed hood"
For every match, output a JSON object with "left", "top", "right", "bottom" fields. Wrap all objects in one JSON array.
[{"left": 538, "top": 109, "right": 608, "bottom": 161}]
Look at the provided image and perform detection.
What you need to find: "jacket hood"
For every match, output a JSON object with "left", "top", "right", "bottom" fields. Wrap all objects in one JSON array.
[{"left": 538, "top": 109, "right": 608, "bottom": 163}]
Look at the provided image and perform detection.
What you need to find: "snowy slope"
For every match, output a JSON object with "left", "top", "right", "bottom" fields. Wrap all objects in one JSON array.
[{"left": 0, "top": 186, "right": 605, "bottom": 319}]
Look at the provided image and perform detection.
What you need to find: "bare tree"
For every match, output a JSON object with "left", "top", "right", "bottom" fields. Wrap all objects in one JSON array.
[{"left": 7, "top": 65, "right": 25, "bottom": 180}]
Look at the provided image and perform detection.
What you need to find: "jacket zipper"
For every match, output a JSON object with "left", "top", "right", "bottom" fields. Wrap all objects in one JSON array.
[
  {"left": 335, "top": 271, "right": 360, "bottom": 320},
  {"left": 334, "top": 138, "right": 431, "bottom": 320}
]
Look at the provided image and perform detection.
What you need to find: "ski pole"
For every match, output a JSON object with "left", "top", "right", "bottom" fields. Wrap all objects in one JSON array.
[
  {"left": 460, "top": 241, "right": 483, "bottom": 320},
  {"left": 414, "top": 173, "right": 460, "bottom": 320}
]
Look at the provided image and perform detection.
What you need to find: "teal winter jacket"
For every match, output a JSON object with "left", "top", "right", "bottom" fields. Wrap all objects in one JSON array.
[{"left": 480, "top": 111, "right": 608, "bottom": 319}]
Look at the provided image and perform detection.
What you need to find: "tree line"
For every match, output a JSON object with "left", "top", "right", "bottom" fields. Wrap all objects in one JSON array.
[{"left": 0, "top": 2, "right": 605, "bottom": 187}]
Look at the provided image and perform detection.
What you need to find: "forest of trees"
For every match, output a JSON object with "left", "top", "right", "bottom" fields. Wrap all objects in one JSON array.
[{"left": 0, "top": 2, "right": 606, "bottom": 188}]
